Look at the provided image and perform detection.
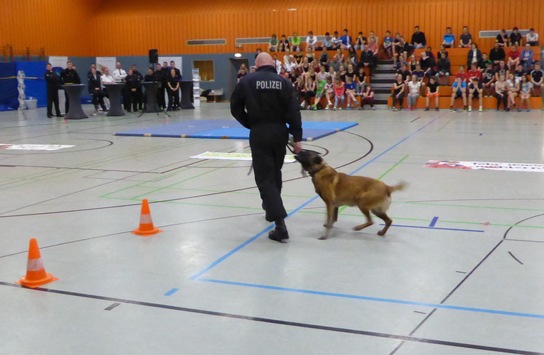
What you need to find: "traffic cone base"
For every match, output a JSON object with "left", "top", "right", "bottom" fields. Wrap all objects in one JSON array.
[
  {"left": 132, "top": 199, "right": 162, "bottom": 236},
  {"left": 17, "top": 238, "right": 58, "bottom": 288}
]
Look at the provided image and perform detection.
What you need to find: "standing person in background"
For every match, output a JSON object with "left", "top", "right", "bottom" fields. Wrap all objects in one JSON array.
[
  {"left": 154, "top": 63, "right": 167, "bottom": 110},
  {"left": 60, "top": 60, "right": 81, "bottom": 114},
  {"left": 125, "top": 69, "right": 142, "bottom": 113},
  {"left": 167, "top": 68, "right": 180, "bottom": 111},
  {"left": 112, "top": 61, "right": 127, "bottom": 83},
  {"left": 230, "top": 52, "right": 302, "bottom": 243},
  {"left": 131, "top": 64, "right": 144, "bottom": 111},
  {"left": 44, "top": 63, "right": 63, "bottom": 118},
  {"left": 88, "top": 66, "right": 107, "bottom": 115}
]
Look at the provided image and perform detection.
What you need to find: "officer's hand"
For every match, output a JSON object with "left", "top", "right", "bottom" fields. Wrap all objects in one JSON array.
[{"left": 293, "top": 141, "right": 302, "bottom": 154}]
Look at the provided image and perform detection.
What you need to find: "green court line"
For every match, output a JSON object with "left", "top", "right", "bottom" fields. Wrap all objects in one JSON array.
[{"left": 436, "top": 116, "right": 456, "bottom": 132}]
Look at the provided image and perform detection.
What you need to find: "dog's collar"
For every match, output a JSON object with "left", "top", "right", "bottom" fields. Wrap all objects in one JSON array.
[{"left": 308, "top": 163, "right": 327, "bottom": 177}]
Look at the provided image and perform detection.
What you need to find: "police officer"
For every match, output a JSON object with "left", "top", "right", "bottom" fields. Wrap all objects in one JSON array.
[
  {"left": 60, "top": 60, "right": 81, "bottom": 114},
  {"left": 44, "top": 63, "right": 63, "bottom": 118},
  {"left": 230, "top": 52, "right": 303, "bottom": 243}
]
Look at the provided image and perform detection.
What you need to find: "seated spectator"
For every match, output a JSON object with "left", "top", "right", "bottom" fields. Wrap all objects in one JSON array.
[
  {"left": 368, "top": 31, "right": 378, "bottom": 45},
  {"left": 467, "top": 63, "right": 482, "bottom": 82},
  {"left": 272, "top": 54, "right": 282, "bottom": 74},
  {"left": 268, "top": 34, "right": 278, "bottom": 52},
  {"left": 354, "top": 31, "right": 367, "bottom": 50},
  {"left": 519, "top": 76, "right": 533, "bottom": 111},
  {"left": 397, "top": 63, "right": 412, "bottom": 83},
  {"left": 333, "top": 77, "right": 346, "bottom": 110},
  {"left": 442, "top": 27, "right": 455, "bottom": 48},
  {"left": 419, "top": 51, "right": 435, "bottom": 79},
  {"left": 489, "top": 42, "right": 506, "bottom": 68},
  {"left": 279, "top": 34, "right": 290, "bottom": 52},
  {"left": 279, "top": 67, "right": 289, "bottom": 80},
  {"left": 294, "top": 75, "right": 306, "bottom": 104},
  {"left": 305, "top": 46, "right": 316, "bottom": 64},
  {"left": 283, "top": 54, "right": 297, "bottom": 75},
  {"left": 407, "top": 54, "right": 418, "bottom": 71},
  {"left": 455, "top": 65, "right": 468, "bottom": 82},
  {"left": 459, "top": 26, "right": 472, "bottom": 48},
  {"left": 391, "top": 74, "right": 406, "bottom": 111},
  {"left": 339, "top": 28, "right": 353, "bottom": 50},
  {"left": 316, "top": 64, "right": 328, "bottom": 83},
  {"left": 301, "top": 76, "right": 316, "bottom": 109},
  {"left": 293, "top": 47, "right": 304, "bottom": 65},
  {"left": 100, "top": 67, "right": 114, "bottom": 85},
  {"left": 435, "top": 52, "right": 451, "bottom": 85},
  {"left": 356, "top": 66, "right": 367, "bottom": 95},
  {"left": 494, "top": 61, "right": 509, "bottom": 82},
  {"left": 506, "top": 73, "right": 519, "bottom": 110},
  {"left": 482, "top": 62, "right": 495, "bottom": 96},
  {"left": 344, "top": 76, "right": 358, "bottom": 109},
  {"left": 437, "top": 44, "right": 449, "bottom": 59},
  {"left": 496, "top": 29, "right": 509, "bottom": 47},
  {"left": 493, "top": 74, "right": 509, "bottom": 111},
  {"left": 395, "top": 52, "right": 407, "bottom": 71},
  {"left": 521, "top": 43, "right": 534, "bottom": 73},
  {"left": 360, "top": 84, "right": 375, "bottom": 110},
  {"left": 319, "top": 48, "right": 330, "bottom": 70},
  {"left": 323, "top": 76, "right": 334, "bottom": 109},
  {"left": 530, "top": 62, "right": 543, "bottom": 96},
  {"left": 506, "top": 45, "right": 521, "bottom": 70},
  {"left": 513, "top": 64, "right": 525, "bottom": 85},
  {"left": 367, "top": 37, "right": 379, "bottom": 66},
  {"left": 333, "top": 48, "right": 344, "bottom": 66},
  {"left": 310, "top": 76, "right": 327, "bottom": 110},
  {"left": 359, "top": 47, "right": 375, "bottom": 75},
  {"left": 411, "top": 25, "right": 427, "bottom": 49},
  {"left": 468, "top": 77, "right": 483, "bottom": 112},
  {"left": 510, "top": 27, "right": 523, "bottom": 46},
  {"left": 347, "top": 46, "right": 358, "bottom": 66},
  {"left": 479, "top": 53, "right": 492, "bottom": 69},
  {"left": 327, "top": 65, "right": 336, "bottom": 79},
  {"left": 381, "top": 31, "right": 393, "bottom": 59},
  {"left": 321, "top": 32, "right": 333, "bottom": 50},
  {"left": 467, "top": 43, "right": 483, "bottom": 68},
  {"left": 412, "top": 63, "right": 425, "bottom": 81},
  {"left": 425, "top": 46, "right": 436, "bottom": 61},
  {"left": 290, "top": 32, "right": 302, "bottom": 52},
  {"left": 331, "top": 31, "right": 342, "bottom": 50},
  {"left": 407, "top": 74, "right": 423, "bottom": 110},
  {"left": 450, "top": 77, "right": 467, "bottom": 111},
  {"left": 425, "top": 76, "right": 440, "bottom": 111},
  {"left": 337, "top": 64, "right": 347, "bottom": 82},
  {"left": 526, "top": 28, "right": 539, "bottom": 46},
  {"left": 306, "top": 31, "right": 318, "bottom": 51},
  {"left": 329, "top": 55, "right": 342, "bottom": 73}
]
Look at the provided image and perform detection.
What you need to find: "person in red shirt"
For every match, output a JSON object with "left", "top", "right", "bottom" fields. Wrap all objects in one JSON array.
[
  {"left": 507, "top": 45, "right": 521, "bottom": 70},
  {"left": 455, "top": 66, "right": 469, "bottom": 82},
  {"left": 467, "top": 63, "right": 482, "bottom": 82}
]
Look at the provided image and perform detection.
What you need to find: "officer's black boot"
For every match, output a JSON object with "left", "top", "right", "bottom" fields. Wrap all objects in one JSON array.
[{"left": 268, "top": 219, "right": 289, "bottom": 243}]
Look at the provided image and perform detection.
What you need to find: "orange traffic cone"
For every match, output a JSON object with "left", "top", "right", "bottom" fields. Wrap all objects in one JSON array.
[
  {"left": 17, "top": 238, "right": 58, "bottom": 288},
  {"left": 132, "top": 199, "right": 162, "bottom": 236}
]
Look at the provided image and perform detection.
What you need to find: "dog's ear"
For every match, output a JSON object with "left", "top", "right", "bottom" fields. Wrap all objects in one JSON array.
[{"left": 312, "top": 155, "right": 323, "bottom": 165}]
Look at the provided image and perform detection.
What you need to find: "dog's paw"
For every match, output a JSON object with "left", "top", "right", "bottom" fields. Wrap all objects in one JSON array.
[{"left": 377, "top": 230, "right": 387, "bottom": 237}]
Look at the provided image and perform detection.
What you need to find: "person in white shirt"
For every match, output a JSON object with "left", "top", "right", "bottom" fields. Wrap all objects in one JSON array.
[
  {"left": 283, "top": 55, "right": 297, "bottom": 74},
  {"left": 407, "top": 74, "right": 423, "bottom": 110},
  {"left": 306, "top": 31, "right": 318, "bottom": 51},
  {"left": 112, "top": 62, "right": 127, "bottom": 82},
  {"left": 100, "top": 67, "right": 114, "bottom": 84},
  {"left": 273, "top": 54, "right": 282, "bottom": 74},
  {"left": 526, "top": 28, "right": 539, "bottom": 46}
]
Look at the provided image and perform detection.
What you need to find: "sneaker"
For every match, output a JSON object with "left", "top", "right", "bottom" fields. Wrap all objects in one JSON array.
[
  {"left": 333, "top": 107, "right": 337, "bottom": 111},
  {"left": 325, "top": 106, "right": 330, "bottom": 110},
  {"left": 527, "top": 109, "right": 531, "bottom": 112},
  {"left": 479, "top": 107, "right": 483, "bottom": 112},
  {"left": 468, "top": 107, "right": 472, "bottom": 112},
  {"left": 392, "top": 107, "right": 397, "bottom": 111},
  {"left": 425, "top": 107, "right": 429, "bottom": 111},
  {"left": 338, "top": 107, "right": 342, "bottom": 110},
  {"left": 449, "top": 106, "right": 454, "bottom": 112},
  {"left": 371, "top": 106, "right": 375, "bottom": 110},
  {"left": 435, "top": 107, "right": 439, "bottom": 111}
]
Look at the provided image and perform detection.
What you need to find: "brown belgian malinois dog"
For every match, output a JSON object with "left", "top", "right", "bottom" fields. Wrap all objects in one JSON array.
[{"left": 295, "top": 149, "right": 406, "bottom": 240}]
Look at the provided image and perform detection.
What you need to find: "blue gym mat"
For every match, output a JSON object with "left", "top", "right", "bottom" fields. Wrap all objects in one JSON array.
[{"left": 114, "top": 120, "right": 358, "bottom": 141}]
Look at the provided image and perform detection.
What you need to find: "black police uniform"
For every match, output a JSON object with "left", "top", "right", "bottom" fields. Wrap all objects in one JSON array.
[
  {"left": 60, "top": 68, "right": 81, "bottom": 113},
  {"left": 88, "top": 72, "right": 107, "bottom": 112},
  {"left": 44, "top": 69, "right": 63, "bottom": 117},
  {"left": 230, "top": 65, "right": 302, "bottom": 241},
  {"left": 125, "top": 73, "right": 142, "bottom": 112}
]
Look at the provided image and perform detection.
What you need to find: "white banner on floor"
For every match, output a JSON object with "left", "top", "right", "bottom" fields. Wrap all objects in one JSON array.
[
  {"left": 192, "top": 151, "right": 295, "bottom": 163},
  {"left": 0, "top": 144, "right": 74, "bottom": 151},
  {"left": 425, "top": 160, "right": 544, "bottom": 172}
]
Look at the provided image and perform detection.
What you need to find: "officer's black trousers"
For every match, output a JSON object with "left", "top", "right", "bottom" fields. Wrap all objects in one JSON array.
[{"left": 250, "top": 126, "right": 288, "bottom": 222}]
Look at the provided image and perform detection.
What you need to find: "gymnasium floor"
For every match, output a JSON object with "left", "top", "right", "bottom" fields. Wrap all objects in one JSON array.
[{"left": 0, "top": 102, "right": 543, "bottom": 355}]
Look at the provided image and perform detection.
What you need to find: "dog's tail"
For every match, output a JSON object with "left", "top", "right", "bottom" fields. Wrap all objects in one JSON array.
[{"left": 388, "top": 181, "right": 407, "bottom": 194}]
